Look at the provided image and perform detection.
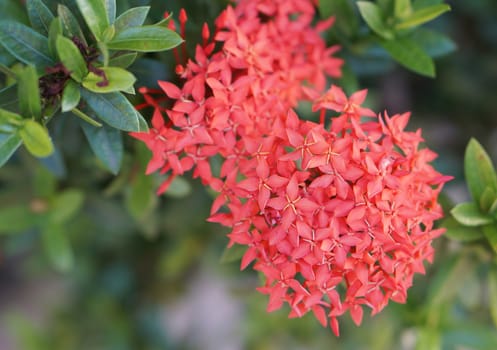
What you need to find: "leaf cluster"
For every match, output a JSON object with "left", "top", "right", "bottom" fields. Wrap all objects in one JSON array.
[
  {"left": 319, "top": 0, "right": 455, "bottom": 78},
  {"left": 0, "top": 0, "right": 182, "bottom": 173}
]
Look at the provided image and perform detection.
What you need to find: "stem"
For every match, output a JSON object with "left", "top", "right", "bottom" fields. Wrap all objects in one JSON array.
[
  {"left": 0, "top": 63, "right": 17, "bottom": 80},
  {"left": 72, "top": 108, "right": 102, "bottom": 127}
]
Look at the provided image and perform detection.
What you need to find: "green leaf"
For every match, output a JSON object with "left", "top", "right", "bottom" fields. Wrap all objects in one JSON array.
[
  {"left": 126, "top": 172, "right": 156, "bottom": 220},
  {"left": 464, "top": 138, "right": 497, "bottom": 207},
  {"left": 394, "top": 0, "right": 413, "bottom": 18},
  {"left": 357, "top": 1, "right": 394, "bottom": 40},
  {"left": 163, "top": 177, "right": 192, "bottom": 198},
  {"left": 75, "top": 0, "right": 109, "bottom": 41},
  {"left": 114, "top": 6, "right": 150, "bottom": 33},
  {"left": 410, "top": 28, "right": 456, "bottom": 58},
  {"left": 451, "top": 202, "right": 493, "bottom": 227},
  {"left": 107, "top": 25, "right": 183, "bottom": 52},
  {"left": 380, "top": 37, "right": 435, "bottom": 77},
  {"left": 488, "top": 264, "right": 497, "bottom": 329},
  {"left": 0, "top": 205, "right": 38, "bottom": 234},
  {"left": 81, "top": 121, "right": 123, "bottom": 174},
  {"left": 220, "top": 244, "right": 246, "bottom": 264},
  {"left": 80, "top": 89, "right": 140, "bottom": 131},
  {"left": 0, "top": 21, "right": 54, "bottom": 71},
  {"left": 415, "top": 327, "right": 440, "bottom": 350},
  {"left": 61, "top": 79, "right": 81, "bottom": 112},
  {"left": 102, "top": 24, "right": 115, "bottom": 42},
  {"left": 426, "top": 254, "right": 471, "bottom": 307},
  {"left": 319, "top": 0, "right": 359, "bottom": 38},
  {"left": 0, "top": 84, "right": 19, "bottom": 111},
  {"left": 41, "top": 223, "right": 73, "bottom": 272},
  {"left": 18, "top": 65, "right": 42, "bottom": 119},
  {"left": 0, "top": 132, "right": 22, "bottom": 166},
  {"left": 33, "top": 165, "right": 56, "bottom": 198},
  {"left": 56, "top": 35, "right": 88, "bottom": 82},
  {"left": 0, "top": 0, "right": 30, "bottom": 25},
  {"left": 136, "top": 110, "right": 149, "bottom": 132},
  {"left": 104, "top": 0, "right": 116, "bottom": 25},
  {"left": 82, "top": 66, "right": 136, "bottom": 93},
  {"left": 395, "top": 4, "right": 451, "bottom": 30},
  {"left": 48, "top": 17, "right": 62, "bottom": 57},
  {"left": 50, "top": 188, "right": 84, "bottom": 223},
  {"left": 0, "top": 107, "right": 23, "bottom": 126},
  {"left": 108, "top": 52, "right": 137, "bottom": 68},
  {"left": 443, "top": 217, "right": 484, "bottom": 242},
  {"left": 413, "top": 0, "right": 443, "bottom": 10},
  {"left": 482, "top": 225, "right": 497, "bottom": 254},
  {"left": 480, "top": 187, "right": 497, "bottom": 213},
  {"left": 27, "top": 0, "right": 55, "bottom": 36},
  {"left": 19, "top": 119, "right": 54, "bottom": 157},
  {"left": 57, "top": 4, "right": 87, "bottom": 45}
]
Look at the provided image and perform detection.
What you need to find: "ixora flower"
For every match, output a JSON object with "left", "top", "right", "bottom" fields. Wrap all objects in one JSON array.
[{"left": 130, "top": 0, "right": 451, "bottom": 336}]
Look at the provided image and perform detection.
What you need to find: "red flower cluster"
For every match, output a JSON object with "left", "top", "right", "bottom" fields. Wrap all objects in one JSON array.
[{"left": 131, "top": 0, "right": 451, "bottom": 336}]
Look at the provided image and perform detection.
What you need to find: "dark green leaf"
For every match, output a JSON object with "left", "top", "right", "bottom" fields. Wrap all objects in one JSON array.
[
  {"left": 319, "top": 0, "right": 359, "bottom": 38},
  {"left": 107, "top": 25, "right": 183, "bottom": 52},
  {"left": 357, "top": 1, "right": 394, "bottom": 40},
  {"left": 104, "top": 0, "right": 116, "bottom": 25},
  {"left": 108, "top": 52, "right": 137, "bottom": 68},
  {"left": 18, "top": 65, "right": 42, "bottom": 119},
  {"left": 136, "top": 110, "right": 149, "bottom": 132},
  {"left": 451, "top": 202, "right": 493, "bottom": 226},
  {"left": 56, "top": 35, "right": 88, "bottom": 82},
  {"left": 75, "top": 0, "right": 109, "bottom": 41},
  {"left": 114, "top": 6, "right": 150, "bottom": 33},
  {"left": 82, "top": 66, "right": 136, "bottom": 93},
  {"left": 50, "top": 188, "right": 84, "bottom": 223},
  {"left": 394, "top": 0, "right": 413, "bottom": 18},
  {"left": 0, "top": 205, "right": 38, "bottom": 234},
  {"left": 395, "top": 4, "right": 451, "bottom": 30},
  {"left": 0, "top": 21, "right": 54, "bottom": 71},
  {"left": 488, "top": 264, "right": 497, "bottom": 329},
  {"left": 0, "top": 84, "right": 19, "bottom": 111},
  {"left": 81, "top": 121, "right": 123, "bottom": 174},
  {"left": 0, "top": 132, "right": 22, "bottom": 166},
  {"left": 410, "top": 28, "right": 456, "bottom": 58},
  {"left": 380, "top": 37, "right": 435, "bottom": 77},
  {"left": 48, "top": 17, "right": 62, "bottom": 57},
  {"left": 80, "top": 89, "right": 140, "bottom": 131},
  {"left": 0, "top": 0, "right": 29, "bottom": 24},
  {"left": 41, "top": 223, "right": 73, "bottom": 272},
  {"left": 61, "top": 79, "right": 81, "bottom": 112},
  {"left": 482, "top": 225, "right": 497, "bottom": 254},
  {"left": 39, "top": 147, "right": 66, "bottom": 178},
  {"left": 443, "top": 217, "right": 484, "bottom": 242},
  {"left": 27, "top": 0, "right": 55, "bottom": 36},
  {"left": 57, "top": 4, "right": 87, "bottom": 45},
  {"left": 19, "top": 119, "right": 54, "bottom": 157},
  {"left": 464, "top": 138, "right": 497, "bottom": 207}
]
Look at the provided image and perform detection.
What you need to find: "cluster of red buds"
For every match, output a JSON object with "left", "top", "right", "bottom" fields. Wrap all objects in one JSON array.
[{"left": 131, "top": 0, "right": 451, "bottom": 336}]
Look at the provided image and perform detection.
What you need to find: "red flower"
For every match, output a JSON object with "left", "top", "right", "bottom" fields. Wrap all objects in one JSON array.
[{"left": 130, "top": 0, "right": 451, "bottom": 336}]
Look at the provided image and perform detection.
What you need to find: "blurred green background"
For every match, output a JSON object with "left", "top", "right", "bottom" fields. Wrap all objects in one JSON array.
[{"left": 1, "top": 0, "right": 497, "bottom": 349}]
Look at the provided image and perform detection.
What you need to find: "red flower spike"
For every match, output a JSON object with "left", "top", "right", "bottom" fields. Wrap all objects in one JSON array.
[{"left": 130, "top": 0, "right": 450, "bottom": 336}]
